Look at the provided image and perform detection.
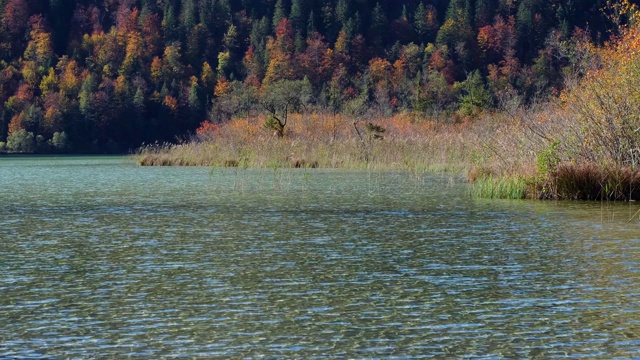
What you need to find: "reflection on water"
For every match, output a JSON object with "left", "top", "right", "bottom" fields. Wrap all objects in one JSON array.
[{"left": 1, "top": 157, "right": 640, "bottom": 358}]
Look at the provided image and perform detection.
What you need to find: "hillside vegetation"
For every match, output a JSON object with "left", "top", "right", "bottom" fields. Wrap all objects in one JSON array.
[{"left": 0, "top": 0, "right": 623, "bottom": 153}]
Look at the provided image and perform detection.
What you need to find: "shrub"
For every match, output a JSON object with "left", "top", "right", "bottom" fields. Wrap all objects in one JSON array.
[{"left": 559, "top": 26, "right": 640, "bottom": 166}]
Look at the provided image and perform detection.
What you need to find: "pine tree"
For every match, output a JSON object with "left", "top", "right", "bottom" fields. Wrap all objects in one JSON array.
[
  {"left": 273, "top": 0, "right": 287, "bottom": 30},
  {"left": 369, "top": 3, "right": 388, "bottom": 56},
  {"left": 307, "top": 10, "right": 317, "bottom": 34},
  {"left": 180, "top": 0, "right": 197, "bottom": 32},
  {"left": 290, "top": 0, "right": 306, "bottom": 34},
  {"left": 414, "top": 2, "right": 428, "bottom": 40}
]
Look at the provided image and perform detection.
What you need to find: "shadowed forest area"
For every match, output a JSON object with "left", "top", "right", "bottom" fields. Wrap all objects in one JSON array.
[{"left": 2, "top": 0, "right": 640, "bottom": 199}]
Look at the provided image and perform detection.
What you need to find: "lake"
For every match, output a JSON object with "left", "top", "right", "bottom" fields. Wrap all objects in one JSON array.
[{"left": 1, "top": 156, "right": 640, "bottom": 358}]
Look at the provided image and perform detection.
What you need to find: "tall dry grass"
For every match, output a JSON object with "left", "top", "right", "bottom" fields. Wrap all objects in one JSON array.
[{"left": 135, "top": 111, "right": 538, "bottom": 177}]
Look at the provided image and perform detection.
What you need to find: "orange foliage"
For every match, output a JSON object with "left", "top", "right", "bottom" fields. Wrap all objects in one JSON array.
[
  {"left": 27, "top": 15, "right": 53, "bottom": 65},
  {"left": 196, "top": 120, "right": 220, "bottom": 139},
  {"left": 115, "top": 74, "right": 128, "bottom": 94},
  {"left": 368, "top": 57, "right": 392, "bottom": 84},
  {"left": 208, "top": 112, "right": 447, "bottom": 145},
  {"left": 163, "top": 95, "right": 178, "bottom": 112},
  {"left": 7, "top": 113, "right": 25, "bottom": 135},
  {"left": 477, "top": 26, "right": 493, "bottom": 53},
  {"left": 2, "top": 0, "right": 28, "bottom": 36},
  {"left": 214, "top": 77, "right": 231, "bottom": 97},
  {"left": 428, "top": 49, "right": 447, "bottom": 72},
  {"left": 116, "top": 6, "right": 139, "bottom": 34},
  {"left": 243, "top": 45, "right": 262, "bottom": 82},
  {"left": 222, "top": 116, "right": 262, "bottom": 140},
  {"left": 150, "top": 56, "right": 162, "bottom": 83}
]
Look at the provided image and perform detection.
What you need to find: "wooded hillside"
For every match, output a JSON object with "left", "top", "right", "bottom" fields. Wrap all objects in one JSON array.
[{"left": 0, "top": 0, "right": 626, "bottom": 152}]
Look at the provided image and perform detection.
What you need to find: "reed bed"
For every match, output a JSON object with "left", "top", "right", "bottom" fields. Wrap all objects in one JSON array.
[
  {"left": 468, "top": 176, "right": 530, "bottom": 200},
  {"left": 536, "top": 163, "right": 640, "bottom": 201},
  {"left": 134, "top": 112, "right": 505, "bottom": 173}
]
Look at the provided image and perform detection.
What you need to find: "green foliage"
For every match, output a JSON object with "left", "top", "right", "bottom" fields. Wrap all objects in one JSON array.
[
  {"left": 470, "top": 176, "right": 528, "bottom": 199},
  {"left": 50, "top": 131, "right": 69, "bottom": 151},
  {"left": 7, "top": 129, "right": 35, "bottom": 153},
  {"left": 365, "top": 123, "right": 385, "bottom": 140},
  {"left": 537, "top": 140, "right": 561, "bottom": 175},
  {"left": 264, "top": 114, "right": 282, "bottom": 132},
  {"left": 260, "top": 78, "right": 312, "bottom": 136},
  {"left": 216, "top": 80, "right": 257, "bottom": 120},
  {"left": 273, "top": 0, "right": 286, "bottom": 30},
  {"left": 456, "top": 70, "right": 493, "bottom": 114}
]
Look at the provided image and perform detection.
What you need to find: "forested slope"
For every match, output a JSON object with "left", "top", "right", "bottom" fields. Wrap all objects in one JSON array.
[{"left": 0, "top": 0, "right": 623, "bottom": 152}]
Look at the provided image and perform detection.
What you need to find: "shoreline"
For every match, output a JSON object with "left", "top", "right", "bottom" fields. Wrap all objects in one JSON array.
[{"left": 131, "top": 112, "right": 640, "bottom": 202}]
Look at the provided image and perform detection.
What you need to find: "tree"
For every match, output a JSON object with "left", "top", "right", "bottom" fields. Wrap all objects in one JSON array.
[
  {"left": 297, "top": 32, "right": 330, "bottom": 86},
  {"left": 162, "top": 2, "right": 178, "bottom": 42},
  {"left": 6, "top": 128, "right": 35, "bottom": 152},
  {"left": 456, "top": 70, "right": 493, "bottom": 114},
  {"left": 260, "top": 78, "right": 312, "bottom": 137},
  {"left": 2, "top": 0, "right": 28, "bottom": 39},
  {"left": 368, "top": 3, "right": 388, "bottom": 56},
  {"left": 214, "top": 80, "right": 257, "bottom": 121},
  {"left": 25, "top": 15, "right": 53, "bottom": 69},
  {"left": 414, "top": 2, "right": 429, "bottom": 41},
  {"left": 290, "top": 0, "right": 307, "bottom": 34},
  {"left": 272, "top": 0, "right": 287, "bottom": 30},
  {"left": 263, "top": 18, "right": 296, "bottom": 85},
  {"left": 50, "top": 131, "right": 69, "bottom": 151},
  {"left": 179, "top": 0, "right": 197, "bottom": 32}
]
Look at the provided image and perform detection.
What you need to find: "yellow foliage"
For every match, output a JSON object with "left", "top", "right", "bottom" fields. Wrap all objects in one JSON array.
[
  {"left": 334, "top": 30, "right": 348, "bottom": 53},
  {"left": 59, "top": 60, "right": 81, "bottom": 95},
  {"left": 201, "top": 62, "right": 215, "bottom": 89},
  {"left": 121, "top": 31, "right": 143, "bottom": 74},
  {"left": 39, "top": 67, "right": 57, "bottom": 95},
  {"left": 21, "top": 61, "right": 38, "bottom": 87},
  {"left": 559, "top": 22, "right": 640, "bottom": 164},
  {"left": 115, "top": 74, "right": 128, "bottom": 94}
]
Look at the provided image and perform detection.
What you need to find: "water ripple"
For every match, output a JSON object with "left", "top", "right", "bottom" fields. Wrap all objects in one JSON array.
[{"left": 1, "top": 159, "right": 640, "bottom": 358}]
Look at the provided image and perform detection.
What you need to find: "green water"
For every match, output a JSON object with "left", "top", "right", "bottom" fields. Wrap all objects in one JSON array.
[{"left": 1, "top": 156, "right": 640, "bottom": 358}]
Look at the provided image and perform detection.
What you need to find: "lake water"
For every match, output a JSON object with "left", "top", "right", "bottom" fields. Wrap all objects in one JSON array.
[{"left": 1, "top": 156, "right": 640, "bottom": 358}]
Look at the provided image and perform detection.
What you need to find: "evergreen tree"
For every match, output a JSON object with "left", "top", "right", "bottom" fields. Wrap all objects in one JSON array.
[
  {"left": 290, "top": 0, "right": 307, "bottom": 34},
  {"left": 180, "top": 0, "right": 197, "bottom": 32},
  {"left": 273, "top": 0, "right": 287, "bottom": 30},
  {"left": 369, "top": 3, "right": 388, "bottom": 56},
  {"left": 162, "top": 3, "right": 179, "bottom": 42},
  {"left": 336, "top": 0, "right": 350, "bottom": 24},
  {"left": 307, "top": 10, "right": 317, "bottom": 34}
]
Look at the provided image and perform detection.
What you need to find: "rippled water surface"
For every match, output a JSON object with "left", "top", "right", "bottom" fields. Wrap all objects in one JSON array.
[{"left": 1, "top": 156, "right": 640, "bottom": 358}]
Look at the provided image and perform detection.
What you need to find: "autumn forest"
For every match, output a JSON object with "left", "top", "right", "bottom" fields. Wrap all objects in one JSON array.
[{"left": 0, "top": 0, "right": 625, "bottom": 154}]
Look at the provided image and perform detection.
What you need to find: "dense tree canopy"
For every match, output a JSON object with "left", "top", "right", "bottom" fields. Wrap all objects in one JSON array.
[{"left": 0, "top": 0, "right": 624, "bottom": 153}]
